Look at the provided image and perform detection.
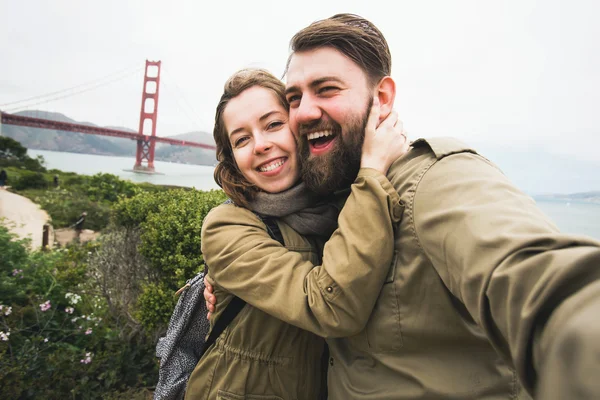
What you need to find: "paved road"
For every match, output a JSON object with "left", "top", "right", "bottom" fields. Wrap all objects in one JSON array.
[{"left": 0, "top": 188, "right": 50, "bottom": 250}]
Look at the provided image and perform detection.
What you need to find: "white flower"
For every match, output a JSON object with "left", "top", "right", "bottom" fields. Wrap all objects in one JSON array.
[
  {"left": 0, "top": 331, "right": 9, "bottom": 341},
  {"left": 80, "top": 352, "right": 93, "bottom": 364},
  {"left": 65, "top": 293, "right": 82, "bottom": 305},
  {"left": 43, "top": 338, "right": 49, "bottom": 343},
  {"left": 65, "top": 307, "right": 74, "bottom": 314},
  {"left": 4, "top": 306, "right": 12, "bottom": 316}
]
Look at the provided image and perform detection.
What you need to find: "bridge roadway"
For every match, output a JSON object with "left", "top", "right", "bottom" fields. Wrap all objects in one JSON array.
[{"left": 0, "top": 111, "right": 216, "bottom": 150}]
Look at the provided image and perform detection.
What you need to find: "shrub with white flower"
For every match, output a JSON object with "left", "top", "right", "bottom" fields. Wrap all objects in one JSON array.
[
  {"left": 65, "top": 293, "right": 82, "bottom": 305},
  {"left": 39, "top": 300, "right": 51, "bottom": 312},
  {"left": 80, "top": 352, "right": 93, "bottom": 364}
]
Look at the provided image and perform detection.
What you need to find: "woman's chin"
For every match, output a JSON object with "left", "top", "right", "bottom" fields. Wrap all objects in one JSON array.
[{"left": 258, "top": 178, "right": 300, "bottom": 194}]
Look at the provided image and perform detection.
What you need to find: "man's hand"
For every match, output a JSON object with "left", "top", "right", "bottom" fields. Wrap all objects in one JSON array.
[{"left": 204, "top": 276, "right": 216, "bottom": 320}]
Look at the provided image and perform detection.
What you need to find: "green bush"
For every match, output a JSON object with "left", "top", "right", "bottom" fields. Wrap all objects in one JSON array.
[
  {"left": 23, "top": 188, "right": 112, "bottom": 230},
  {"left": 13, "top": 170, "right": 48, "bottom": 190},
  {"left": 112, "top": 188, "right": 227, "bottom": 330},
  {"left": 86, "top": 173, "right": 140, "bottom": 203},
  {"left": 0, "top": 137, "right": 46, "bottom": 172},
  {"left": 0, "top": 226, "right": 158, "bottom": 399}
]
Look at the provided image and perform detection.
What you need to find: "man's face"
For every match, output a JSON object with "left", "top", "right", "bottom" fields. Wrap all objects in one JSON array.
[{"left": 285, "top": 47, "right": 372, "bottom": 194}]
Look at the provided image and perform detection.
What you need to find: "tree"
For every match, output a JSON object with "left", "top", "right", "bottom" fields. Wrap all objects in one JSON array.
[{"left": 0, "top": 136, "right": 27, "bottom": 159}]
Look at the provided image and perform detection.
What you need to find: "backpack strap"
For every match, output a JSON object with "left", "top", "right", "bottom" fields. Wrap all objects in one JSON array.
[{"left": 199, "top": 213, "right": 284, "bottom": 358}]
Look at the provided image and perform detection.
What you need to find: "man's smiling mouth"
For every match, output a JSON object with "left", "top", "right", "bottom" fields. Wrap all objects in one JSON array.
[{"left": 307, "top": 130, "right": 336, "bottom": 150}]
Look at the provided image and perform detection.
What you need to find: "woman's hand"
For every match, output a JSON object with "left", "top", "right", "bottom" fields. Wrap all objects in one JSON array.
[{"left": 360, "top": 97, "right": 409, "bottom": 174}]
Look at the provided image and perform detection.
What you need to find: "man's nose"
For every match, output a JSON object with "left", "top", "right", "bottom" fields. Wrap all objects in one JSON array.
[
  {"left": 295, "top": 95, "right": 322, "bottom": 126},
  {"left": 253, "top": 134, "right": 272, "bottom": 154}
]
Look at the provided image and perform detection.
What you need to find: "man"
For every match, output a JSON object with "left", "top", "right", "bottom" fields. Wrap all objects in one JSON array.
[
  {"left": 73, "top": 211, "right": 87, "bottom": 239},
  {"left": 0, "top": 169, "right": 7, "bottom": 188},
  {"left": 206, "top": 14, "right": 600, "bottom": 399}
]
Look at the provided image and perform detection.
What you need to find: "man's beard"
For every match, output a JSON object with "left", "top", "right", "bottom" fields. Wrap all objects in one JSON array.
[{"left": 298, "top": 99, "right": 372, "bottom": 195}]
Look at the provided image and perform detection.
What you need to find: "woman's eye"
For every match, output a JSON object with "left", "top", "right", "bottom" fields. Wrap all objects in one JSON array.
[
  {"left": 267, "top": 121, "right": 284, "bottom": 130},
  {"left": 234, "top": 136, "right": 249, "bottom": 147}
]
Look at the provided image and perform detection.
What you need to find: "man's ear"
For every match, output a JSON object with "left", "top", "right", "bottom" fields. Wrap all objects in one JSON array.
[{"left": 375, "top": 76, "right": 396, "bottom": 120}]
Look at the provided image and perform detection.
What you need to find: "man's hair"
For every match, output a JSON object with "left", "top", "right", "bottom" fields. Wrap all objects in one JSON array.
[
  {"left": 213, "top": 68, "right": 288, "bottom": 207},
  {"left": 287, "top": 13, "right": 392, "bottom": 86}
]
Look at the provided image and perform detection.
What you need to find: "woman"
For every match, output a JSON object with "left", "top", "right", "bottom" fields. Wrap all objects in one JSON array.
[{"left": 185, "top": 69, "right": 406, "bottom": 400}]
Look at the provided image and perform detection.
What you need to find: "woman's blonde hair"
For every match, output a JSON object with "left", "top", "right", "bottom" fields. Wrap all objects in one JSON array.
[{"left": 213, "top": 68, "right": 288, "bottom": 207}]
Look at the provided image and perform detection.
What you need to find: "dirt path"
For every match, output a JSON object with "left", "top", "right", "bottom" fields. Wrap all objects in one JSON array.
[
  {"left": 0, "top": 188, "right": 50, "bottom": 250},
  {"left": 0, "top": 188, "right": 100, "bottom": 250}
]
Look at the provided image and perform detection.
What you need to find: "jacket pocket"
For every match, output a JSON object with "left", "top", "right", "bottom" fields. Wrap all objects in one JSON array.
[
  {"left": 347, "top": 250, "right": 403, "bottom": 353},
  {"left": 217, "top": 390, "right": 283, "bottom": 400}
]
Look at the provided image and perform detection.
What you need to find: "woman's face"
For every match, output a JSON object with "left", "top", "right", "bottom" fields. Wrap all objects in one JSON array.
[{"left": 223, "top": 86, "right": 300, "bottom": 194}]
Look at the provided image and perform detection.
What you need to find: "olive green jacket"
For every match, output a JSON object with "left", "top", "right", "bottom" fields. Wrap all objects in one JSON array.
[
  {"left": 185, "top": 169, "right": 401, "bottom": 400},
  {"left": 202, "top": 138, "right": 600, "bottom": 399},
  {"left": 323, "top": 137, "right": 600, "bottom": 399}
]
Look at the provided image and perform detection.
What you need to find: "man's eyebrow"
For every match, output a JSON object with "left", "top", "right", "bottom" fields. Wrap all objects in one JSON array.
[{"left": 285, "top": 76, "right": 345, "bottom": 96}]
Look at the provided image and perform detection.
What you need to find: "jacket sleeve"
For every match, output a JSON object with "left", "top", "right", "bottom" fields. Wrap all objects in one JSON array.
[
  {"left": 202, "top": 168, "right": 402, "bottom": 338},
  {"left": 412, "top": 152, "right": 600, "bottom": 394}
]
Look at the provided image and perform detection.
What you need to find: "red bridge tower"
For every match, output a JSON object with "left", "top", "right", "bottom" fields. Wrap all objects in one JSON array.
[{"left": 134, "top": 60, "right": 161, "bottom": 172}]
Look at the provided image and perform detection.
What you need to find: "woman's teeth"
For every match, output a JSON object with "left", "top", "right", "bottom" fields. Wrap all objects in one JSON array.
[{"left": 259, "top": 159, "right": 285, "bottom": 172}]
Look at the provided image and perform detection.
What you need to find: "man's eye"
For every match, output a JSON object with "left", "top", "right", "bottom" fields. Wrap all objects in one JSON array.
[
  {"left": 318, "top": 86, "right": 338, "bottom": 94},
  {"left": 287, "top": 95, "right": 301, "bottom": 106}
]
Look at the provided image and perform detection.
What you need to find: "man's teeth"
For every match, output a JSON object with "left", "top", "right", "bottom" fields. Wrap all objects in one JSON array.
[
  {"left": 307, "top": 131, "right": 333, "bottom": 141},
  {"left": 259, "top": 159, "right": 285, "bottom": 172}
]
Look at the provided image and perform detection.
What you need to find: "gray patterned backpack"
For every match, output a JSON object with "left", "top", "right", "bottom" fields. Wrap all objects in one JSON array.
[{"left": 153, "top": 214, "right": 284, "bottom": 400}]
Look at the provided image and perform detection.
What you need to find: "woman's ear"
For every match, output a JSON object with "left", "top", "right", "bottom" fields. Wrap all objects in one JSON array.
[{"left": 375, "top": 76, "right": 396, "bottom": 121}]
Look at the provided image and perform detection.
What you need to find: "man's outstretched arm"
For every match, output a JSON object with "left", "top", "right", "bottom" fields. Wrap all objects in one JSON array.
[{"left": 413, "top": 151, "right": 600, "bottom": 397}]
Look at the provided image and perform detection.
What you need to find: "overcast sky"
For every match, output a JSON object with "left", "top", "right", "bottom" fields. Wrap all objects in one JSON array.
[{"left": 1, "top": 0, "right": 599, "bottom": 163}]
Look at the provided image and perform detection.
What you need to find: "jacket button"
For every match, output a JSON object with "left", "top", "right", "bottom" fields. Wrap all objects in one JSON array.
[
  {"left": 393, "top": 201, "right": 404, "bottom": 221},
  {"left": 326, "top": 286, "right": 333, "bottom": 293},
  {"left": 329, "top": 357, "right": 334, "bottom": 366}
]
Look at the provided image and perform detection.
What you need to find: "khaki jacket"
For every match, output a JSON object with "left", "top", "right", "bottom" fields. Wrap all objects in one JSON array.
[
  {"left": 185, "top": 169, "right": 401, "bottom": 400},
  {"left": 202, "top": 138, "right": 600, "bottom": 399},
  {"left": 324, "top": 138, "right": 600, "bottom": 399}
]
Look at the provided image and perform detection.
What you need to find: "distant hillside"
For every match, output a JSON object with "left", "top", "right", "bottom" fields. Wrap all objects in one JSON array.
[
  {"left": 157, "top": 130, "right": 217, "bottom": 165},
  {"left": 533, "top": 191, "right": 600, "bottom": 204},
  {"left": 469, "top": 140, "right": 600, "bottom": 195},
  {"left": 2, "top": 110, "right": 136, "bottom": 156},
  {"left": 1, "top": 110, "right": 216, "bottom": 165}
]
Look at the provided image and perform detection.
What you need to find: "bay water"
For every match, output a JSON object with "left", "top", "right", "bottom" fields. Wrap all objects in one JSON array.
[{"left": 30, "top": 149, "right": 600, "bottom": 240}]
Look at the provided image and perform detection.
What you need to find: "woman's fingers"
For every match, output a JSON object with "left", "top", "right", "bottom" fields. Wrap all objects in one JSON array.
[{"left": 365, "top": 96, "right": 381, "bottom": 136}]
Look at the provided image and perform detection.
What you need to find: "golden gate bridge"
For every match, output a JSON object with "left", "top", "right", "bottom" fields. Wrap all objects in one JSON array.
[{"left": 0, "top": 60, "right": 216, "bottom": 173}]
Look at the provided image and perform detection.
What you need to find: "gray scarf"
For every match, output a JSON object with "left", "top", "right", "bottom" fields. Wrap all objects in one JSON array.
[{"left": 248, "top": 182, "right": 341, "bottom": 238}]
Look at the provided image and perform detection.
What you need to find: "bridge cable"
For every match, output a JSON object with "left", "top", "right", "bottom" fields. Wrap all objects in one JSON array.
[
  {"left": 1, "top": 63, "right": 144, "bottom": 111},
  {"left": 161, "top": 67, "right": 210, "bottom": 132}
]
